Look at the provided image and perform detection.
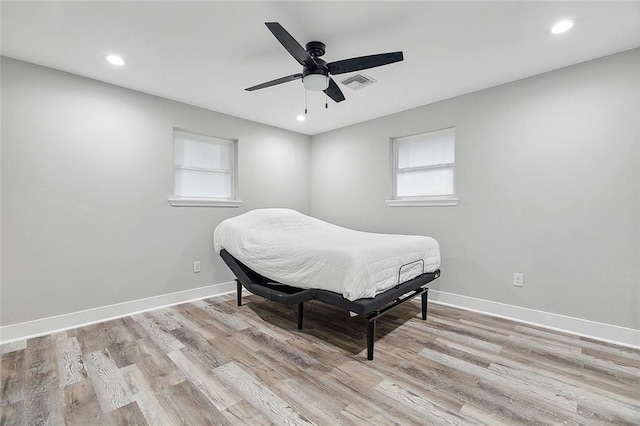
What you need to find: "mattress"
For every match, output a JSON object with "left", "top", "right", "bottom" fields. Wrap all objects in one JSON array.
[{"left": 213, "top": 209, "right": 440, "bottom": 301}]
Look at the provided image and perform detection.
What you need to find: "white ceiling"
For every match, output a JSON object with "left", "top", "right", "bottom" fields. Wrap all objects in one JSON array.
[{"left": 2, "top": 1, "right": 639, "bottom": 135}]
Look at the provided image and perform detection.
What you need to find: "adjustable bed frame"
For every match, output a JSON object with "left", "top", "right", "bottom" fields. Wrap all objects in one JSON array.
[{"left": 220, "top": 249, "right": 440, "bottom": 360}]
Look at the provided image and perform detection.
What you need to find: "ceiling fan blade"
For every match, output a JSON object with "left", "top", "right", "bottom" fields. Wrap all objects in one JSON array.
[
  {"left": 245, "top": 73, "right": 303, "bottom": 91},
  {"left": 327, "top": 52, "right": 404, "bottom": 75},
  {"left": 265, "top": 22, "right": 317, "bottom": 67},
  {"left": 324, "top": 77, "right": 345, "bottom": 103}
]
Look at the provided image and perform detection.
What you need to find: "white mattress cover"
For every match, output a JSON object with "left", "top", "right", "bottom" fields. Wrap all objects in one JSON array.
[{"left": 213, "top": 209, "right": 440, "bottom": 301}]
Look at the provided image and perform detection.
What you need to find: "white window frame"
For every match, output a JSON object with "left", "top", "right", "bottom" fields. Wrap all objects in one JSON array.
[
  {"left": 168, "top": 128, "right": 241, "bottom": 207},
  {"left": 386, "top": 127, "right": 459, "bottom": 207}
]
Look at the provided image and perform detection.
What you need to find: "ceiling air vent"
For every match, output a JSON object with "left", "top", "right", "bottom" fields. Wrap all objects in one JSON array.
[{"left": 340, "top": 73, "right": 376, "bottom": 91}]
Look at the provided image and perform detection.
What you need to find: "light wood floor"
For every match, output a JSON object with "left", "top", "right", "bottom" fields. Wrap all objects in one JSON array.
[{"left": 2, "top": 292, "right": 639, "bottom": 425}]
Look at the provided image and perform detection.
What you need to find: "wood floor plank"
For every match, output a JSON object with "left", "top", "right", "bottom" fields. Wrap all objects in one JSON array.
[
  {"left": 204, "top": 292, "right": 236, "bottom": 304},
  {"left": 73, "top": 323, "right": 122, "bottom": 355},
  {"left": 324, "top": 363, "right": 436, "bottom": 425},
  {"left": 132, "top": 348, "right": 185, "bottom": 391},
  {"left": 459, "top": 402, "right": 522, "bottom": 426},
  {"left": 98, "top": 400, "right": 148, "bottom": 425},
  {"left": 57, "top": 336, "right": 87, "bottom": 387},
  {"left": 2, "top": 294, "right": 638, "bottom": 424},
  {"left": 167, "top": 348, "right": 242, "bottom": 411},
  {"left": 214, "top": 361, "right": 315, "bottom": 425},
  {"left": 105, "top": 318, "right": 147, "bottom": 345},
  {"left": 83, "top": 348, "right": 133, "bottom": 413},
  {"left": 488, "top": 361, "right": 640, "bottom": 423},
  {"left": 0, "top": 400, "right": 25, "bottom": 425},
  {"left": 377, "top": 378, "right": 478, "bottom": 425},
  {"left": 174, "top": 302, "right": 236, "bottom": 337},
  {"left": 224, "top": 351, "right": 288, "bottom": 389},
  {"left": 222, "top": 399, "right": 273, "bottom": 426},
  {"left": 494, "top": 336, "right": 640, "bottom": 405},
  {"left": 168, "top": 324, "right": 230, "bottom": 369},
  {"left": 206, "top": 334, "right": 267, "bottom": 373},
  {"left": 59, "top": 379, "right": 102, "bottom": 425},
  {"left": 342, "top": 352, "right": 469, "bottom": 416},
  {"left": 24, "top": 335, "right": 61, "bottom": 425},
  {"left": 117, "top": 316, "right": 150, "bottom": 341},
  {"left": 131, "top": 313, "right": 185, "bottom": 354},
  {"left": 1, "top": 348, "right": 25, "bottom": 404},
  {"left": 341, "top": 400, "right": 409, "bottom": 426},
  {"left": 418, "top": 346, "right": 588, "bottom": 424},
  {"left": 372, "top": 349, "right": 544, "bottom": 425},
  {"left": 285, "top": 333, "right": 350, "bottom": 374},
  {"left": 192, "top": 299, "right": 251, "bottom": 331},
  {"left": 239, "top": 307, "right": 299, "bottom": 344},
  {"left": 272, "top": 377, "right": 349, "bottom": 425},
  {"left": 168, "top": 308, "right": 220, "bottom": 341},
  {"left": 160, "top": 380, "right": 230, "bottom": 425},
  {"left": 505, "top": 334, "right": 640, "bottom": 385},
  {"left": 405, "top": 320, "right": 504, "bottom": 353},
  {"left": 146, "top": 309, "right": 183, "bottom": 332},
  {"left": 235, "top": 326, "right": 319, "bottom": 371},
  {"left": 107, "top": 336, "right": 166, "bottom": 369},
  {"left": 581, "top": 345, "right": 640, "bottom": 369},
  {"left": 120, "top": 363, "right": 173, "bottom": 426}
]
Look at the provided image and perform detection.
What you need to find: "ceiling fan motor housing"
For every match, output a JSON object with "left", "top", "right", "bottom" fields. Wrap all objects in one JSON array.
[
  {"left": 305, "top": 41, "right": 326, "bottom": 58},
  {"left": 303, "top": 57, "right": 328, "bottom": 78}
]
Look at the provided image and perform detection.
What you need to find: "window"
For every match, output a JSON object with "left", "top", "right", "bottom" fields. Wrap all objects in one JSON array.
[
  {"left": 387, "top": 127, "right": 459, "bottom": 207},
  {"left": 169, "top": 129, "right": 240, "bottom": 207}
]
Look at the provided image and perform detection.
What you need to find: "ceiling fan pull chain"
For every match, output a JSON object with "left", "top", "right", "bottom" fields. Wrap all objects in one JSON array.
[
  {"left": 325, "top": 90, "right": 328, "bottom": 109},
  {"left": 305, "top": 89, "right": 308, "bottom": 114}
]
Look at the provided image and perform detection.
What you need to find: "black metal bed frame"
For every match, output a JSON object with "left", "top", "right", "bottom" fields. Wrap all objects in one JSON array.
[{"left": 220, "top": 249, "right": 440, "bottom": 360}]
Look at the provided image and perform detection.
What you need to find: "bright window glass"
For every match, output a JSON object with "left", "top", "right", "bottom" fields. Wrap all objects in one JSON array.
[
  {"left": 173, "top": 129, "right": 236, "bottom": 199},
  {"left": 393, "top": 127, "right": 455, "bottom": 198}
]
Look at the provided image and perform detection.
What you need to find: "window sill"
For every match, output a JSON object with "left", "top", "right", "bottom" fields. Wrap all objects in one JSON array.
[
  {"left": 385, "top": 197, "right": 460, "bottom": 207},
  {"left": 168, "top": 197, "right": 242, "bottom": 208}
]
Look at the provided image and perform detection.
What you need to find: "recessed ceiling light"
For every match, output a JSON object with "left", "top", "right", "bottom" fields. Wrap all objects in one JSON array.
[
  {"left": 551, "top": 20, "right": 574, "bottom": 35},
  {"left": 105, "top": 55, "right": 125, "bottom": 66},
  {"left": 296, "top": 114, "right": 306, "bottom": 122}
]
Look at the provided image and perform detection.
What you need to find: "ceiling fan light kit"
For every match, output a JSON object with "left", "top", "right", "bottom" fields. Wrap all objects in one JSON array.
[
  {"left": 246, "top": 22, "right": 404, "bottom": 108},
  {"left": 302, "top": 73, "right": 329, "bottom": 91},
  {"left": 302, "top": 74, "right": 329, "bottom": 91}
]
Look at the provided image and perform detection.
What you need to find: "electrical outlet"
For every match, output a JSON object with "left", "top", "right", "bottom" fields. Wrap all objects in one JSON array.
[
  {"left": 513, "top": 273, "right": 524, "bottom": 287},
  {"left": 193, "top": 261, "right": 201, "bottom": 273}
]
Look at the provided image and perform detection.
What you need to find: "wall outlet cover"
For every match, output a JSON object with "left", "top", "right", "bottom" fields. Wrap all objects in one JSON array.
[{"left": 513, "top": 273, "right": 524, "bottom": 287}]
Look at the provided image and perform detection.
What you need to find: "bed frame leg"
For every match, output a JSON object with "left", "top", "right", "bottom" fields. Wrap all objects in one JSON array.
[
  {"left": 421, "top": 289, "right": 429, "bottom": 320},
  {"left": 236, "top": 280, "right": 242, "bottom": 307},
  {"left": 297, "top": 303, "right": 304, "bottom": 330},
  {"left": 367, "top": 320, "right": 375, "bottom": 360}
]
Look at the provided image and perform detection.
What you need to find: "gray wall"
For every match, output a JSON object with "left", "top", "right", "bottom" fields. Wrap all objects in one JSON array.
[
  {"left": 310, "top": 49, "right": 639, "bottom": 330},
  {"left": 3, "top": 50, "right": 639, "bottom": 331},
  {"left": 1, "top": 57, "right": 311, "bottom": 325}
]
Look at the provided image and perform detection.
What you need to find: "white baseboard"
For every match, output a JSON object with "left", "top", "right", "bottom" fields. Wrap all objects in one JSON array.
[
  {"left": 2, "top": 285, "right": 638, "bottom": 350},
  {"left": 429, "top": 290, "right": 640, "bottom": 350},
  {"left": 0, "top": 281, "right": 236, "bottom": 344}
]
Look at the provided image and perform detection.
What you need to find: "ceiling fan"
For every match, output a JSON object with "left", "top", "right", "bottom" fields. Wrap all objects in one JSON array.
[{"left": 245, "top": 22, "right": 404, "bottom": 104}]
